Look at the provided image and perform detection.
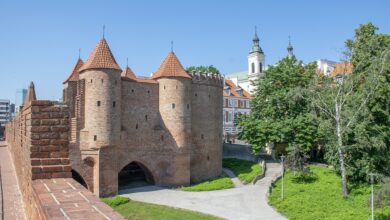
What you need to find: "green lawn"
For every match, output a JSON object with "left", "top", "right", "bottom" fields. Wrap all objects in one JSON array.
[
  {"left": 181, "top": 172, "right": 234, "bottom": 191},
  {"left": 268, "top": 166, "right": 390, "bottom": 220},
  {"left": 222, "top": 158, "right": 262, "bottom": 184},
  {"left": 102, "top": 196, "right": 221, "bottom": 220}
]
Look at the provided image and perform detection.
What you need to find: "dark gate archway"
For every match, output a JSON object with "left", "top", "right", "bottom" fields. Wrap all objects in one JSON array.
[
  {"left": 71, "top": 170, "right": 88, "bottom": 189},
  {"left": 118, "top": 162, "right": 154, "bottom": 189}
]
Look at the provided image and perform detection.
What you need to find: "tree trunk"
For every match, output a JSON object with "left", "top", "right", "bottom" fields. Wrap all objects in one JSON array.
[{"left": 336, "top": 102, "right": 349, "bottom": 197}]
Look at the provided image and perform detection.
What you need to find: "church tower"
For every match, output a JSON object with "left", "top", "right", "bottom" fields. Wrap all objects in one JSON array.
[{"left": 248, "top": 27, "right": 265, "bottom": 77}]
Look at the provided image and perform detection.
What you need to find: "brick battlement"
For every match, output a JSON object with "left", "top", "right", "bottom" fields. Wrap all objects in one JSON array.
[{"left": 190, "top": 72, "right": 224, "bottom": 87}]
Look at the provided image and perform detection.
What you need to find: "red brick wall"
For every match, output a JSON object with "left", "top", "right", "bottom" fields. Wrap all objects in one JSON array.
[{"left": 5, "top": 100, "right": 71, "bottom": 219}]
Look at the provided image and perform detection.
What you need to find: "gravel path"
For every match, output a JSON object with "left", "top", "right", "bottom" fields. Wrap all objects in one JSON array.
[
  {"left": 0, "top": 142, "right": 27, "bottom": 220},
  {"left": 120, "top": 161, "right": 286, "bottom": 220}
]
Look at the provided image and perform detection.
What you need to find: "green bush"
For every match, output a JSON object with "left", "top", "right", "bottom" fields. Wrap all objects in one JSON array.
[
  {"left": 222, "top": 158, "right": 262, "bottom": 184},
  {"left": 102, "top": 196, "right": 130, "bottom": 207}
]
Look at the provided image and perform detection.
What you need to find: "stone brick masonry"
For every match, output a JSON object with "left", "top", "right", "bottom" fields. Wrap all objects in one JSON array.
[{"left": 5, "top": 100, "right": 124, "bottom": 219}]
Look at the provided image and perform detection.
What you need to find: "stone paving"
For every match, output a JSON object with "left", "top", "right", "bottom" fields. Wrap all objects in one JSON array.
[
  {"left": 33, "top": 178, "right": 125, "bottom": 220},
  {"left": 0, "top": 143, "right": 27, "bottom": 220},
  {"left": 120, "top": 160, "right": 286, "bottom": 220},
  {"left": 222, "top": 168, "right": 244, "bottom": 187}
]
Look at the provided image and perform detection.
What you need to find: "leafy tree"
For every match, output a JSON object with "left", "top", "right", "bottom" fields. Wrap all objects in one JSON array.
[
  {"left": 186, "top": 65, "right": 220, "bottom": 75},
  {"left": 309, "top": 23, "right": 390, "bottom": 197},
  {"left": 238, "top": 56, "right": 321, "bottom": 155}
]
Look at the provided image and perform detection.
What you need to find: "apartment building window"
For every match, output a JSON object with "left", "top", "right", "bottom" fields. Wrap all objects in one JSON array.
[
  {"left": 228, "top": 100, "right": 232, "bottom": 107},
  {"left": 225, "top": 111, "right": 229, "bottom": 122},
  {"left": 228, "top": 112, "right": 232, "bottom": 122}
]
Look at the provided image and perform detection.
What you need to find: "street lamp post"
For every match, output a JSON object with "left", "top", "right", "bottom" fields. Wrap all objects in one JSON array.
[
  {"left": 281, "top": 154, "right": 285, "bottom": 200},
  {"left": 368, "top": 173, "right": 376, "bottom": 220}
]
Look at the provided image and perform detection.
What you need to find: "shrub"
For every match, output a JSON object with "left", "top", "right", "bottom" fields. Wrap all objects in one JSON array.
[{"left": 102, "top": 196, "right": 130, "bottom": 207}]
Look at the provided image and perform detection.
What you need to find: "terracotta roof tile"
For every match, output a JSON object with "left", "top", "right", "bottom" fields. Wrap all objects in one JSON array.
[
  {"left": 150, "top": 52, "right": 191, "bottom": 79},
  {"left": 121, "top": 66, "right": 137, "bottom": 80},
  {"left": 79, "top": 38, "right": 122, "bottom": 72},
  {"left": 224, "top": 79, "right": 251, "bottom": 98},
  {"left": 63, "top": 58, "right": 84, "bottom": 84},
  {"left": 331, "top": 61, "right": 353, "bottom": 78}
]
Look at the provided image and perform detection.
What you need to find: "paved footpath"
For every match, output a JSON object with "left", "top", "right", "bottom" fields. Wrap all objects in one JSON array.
[
  {"left": 0, "top": 142, "right": 27, "bottom": 220},
  {"left": 120, "top": 161, "right": 286, "bottom": 220}
]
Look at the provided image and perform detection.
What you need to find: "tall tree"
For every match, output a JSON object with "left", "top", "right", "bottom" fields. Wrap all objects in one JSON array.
[
  {"left": 238, "top": 56, "right": 320, "bottom": 155},
  {"left": 310, "top": 23, "right": 390, "bottom": 197}
]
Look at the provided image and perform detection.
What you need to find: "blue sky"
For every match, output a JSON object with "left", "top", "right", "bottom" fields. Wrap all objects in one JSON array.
[{"left": 0, "top": 0, "right": 389, "bottom": 101}]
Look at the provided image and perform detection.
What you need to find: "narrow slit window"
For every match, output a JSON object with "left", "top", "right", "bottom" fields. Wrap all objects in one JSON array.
[
  {"left": 97, "top": 101, "right": 101, "bottom": 106},
  {"left": 113, "top": 101, "right": 116, "bottom": 107},
  {"left": 136, "top": 123, "right": 138, "bottom": 129},
  {"left": 131, "top": 89, "right": 134, "bottom": 93},
  {"left": 172, "top": 103, "right": 175, "bottom": 109},
  {"left": 161, "top": 135, "right": 164, "bottom": 141},
  {"left": 101, "top": 79, "right": 104, "bottom": 83},
  {"left": 187, "top": 104, "right": 190, "bottom": 109},
  {"left": 94, "top": 135, "right": 97, "bottom": 141},
  {"left": 145, "top": 115, "right": 148, "bottom": 121}
]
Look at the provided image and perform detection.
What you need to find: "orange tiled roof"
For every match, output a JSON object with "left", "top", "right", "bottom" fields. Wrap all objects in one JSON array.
[
  {"left": 150, "top": 52, "right": 191, "bottom": 79},
  {"left": 79, "top": 38, "right": 122, "bottom": 72},
  {"left": 63, "top": 58, "right": 84, "bottom": 84},
  {"left": 121, "top": 66, "right": 137, "bottom": 80},
  {"left": 331, "top": 62, "right": 353, "bottom": 78},
  {"left": 224, "top": 80, "right": 251, "bottom": 98}
]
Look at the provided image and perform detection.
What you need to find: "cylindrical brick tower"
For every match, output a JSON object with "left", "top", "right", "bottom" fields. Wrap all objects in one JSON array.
[
  {"left": 78, "top": 38, "right": 122, "bottom": 149},
  {"left": 151, "top": 51, "right": 192, "bottom": 185},
  {"left": 190, "top": 72, "right": 224, "bottom": 182}
]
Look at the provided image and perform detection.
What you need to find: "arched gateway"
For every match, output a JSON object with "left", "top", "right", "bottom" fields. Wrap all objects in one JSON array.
[{"left": 118, "top": 162, "right": 155, "bottom": 189}]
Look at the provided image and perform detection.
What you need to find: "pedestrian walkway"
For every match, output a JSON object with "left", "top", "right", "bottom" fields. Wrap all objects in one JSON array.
[
  {"left": 222, "top": 168, "right": 244, "bottom": 187},
  {"left": 120, "top": 160, "right": 286, "bottom": 220},
  {"left": 0, "top": 142, "right": 27, "bottom": 220}
]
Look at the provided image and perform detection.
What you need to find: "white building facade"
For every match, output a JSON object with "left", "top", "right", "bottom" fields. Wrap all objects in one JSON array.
[
  {"left": 223, "top": 79, "right": 251, "bottom": 142},
  {"left": 0, "top": 99, "right": 11, "bottom": 127}
]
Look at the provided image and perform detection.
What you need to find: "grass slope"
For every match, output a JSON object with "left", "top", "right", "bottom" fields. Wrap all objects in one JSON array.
[
  {"left": 181, "top": 173, "right": 234, "bottom": 191},
  {"left": 103, "top": 196, "right": 221, "bottom": 220},
  {"left": 268, "top": 166, "right": 390, "bottom": 220},
  {"left": 222, "top": 158, "right": 262, "bottom": 184}
]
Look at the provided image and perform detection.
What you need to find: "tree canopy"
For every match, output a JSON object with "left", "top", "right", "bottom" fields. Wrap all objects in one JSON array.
[
  {"left": 238, "top": 56, "right": 321, "bottom": 154},
  {"left": 186, "top": 65, "right": 220, "bottom": 75}
]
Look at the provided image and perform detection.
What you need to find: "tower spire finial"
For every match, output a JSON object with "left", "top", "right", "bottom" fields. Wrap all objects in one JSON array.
[
  {"left": 126, "top": 57, "right": 128, "bottom": 68},
  {"left": 287, "top": 35, "right": 294, "bottom": 58},
  {"left": 78, "top": 48, "right": 81, "bottom": 59},
  {"left": 171, "top": 41, "right": 174, "bottom": 52},
  {"left": 255, "top": 25, "right": 257, "bottom": 34},
  {"left": 102, "top": 25, "right": 105, "bottom": 39}
]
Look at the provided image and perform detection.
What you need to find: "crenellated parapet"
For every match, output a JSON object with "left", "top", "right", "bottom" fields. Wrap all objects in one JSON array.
[{"left": 189, "top": 72, "right": 224, "bottom": 87}]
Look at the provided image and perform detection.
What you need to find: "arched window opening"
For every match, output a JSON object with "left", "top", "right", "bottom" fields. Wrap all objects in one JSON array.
[
  {"left": 118, "top": 162, "right": 155, "bottom": 190},
  {"left": 259, "top": 62, "right": 263, "bottom": 72},
  {"left": 251, "top": 62, "right": 255, "bottom": 73}
]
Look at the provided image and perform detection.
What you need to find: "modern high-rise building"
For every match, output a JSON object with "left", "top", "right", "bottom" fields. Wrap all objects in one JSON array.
[
  {"left": 0, "top": 99, "right": 11, "bottom": 127},
  {"left": 15, "top": 88, "right": 27, "bottom": 112}
]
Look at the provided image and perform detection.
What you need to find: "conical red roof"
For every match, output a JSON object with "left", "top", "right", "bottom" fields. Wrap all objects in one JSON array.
[
  {"left": 150, "top": 52, "right": 191, "bottom": 79},
  {"left": 121, "top": 66, "right": 137, "bottom": 80},
  {"left": 63, "top": 58, "right": 84, "bottom": 84},
  {"left": 79, "top": 38, "right": 122, "bottom": 72}
]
